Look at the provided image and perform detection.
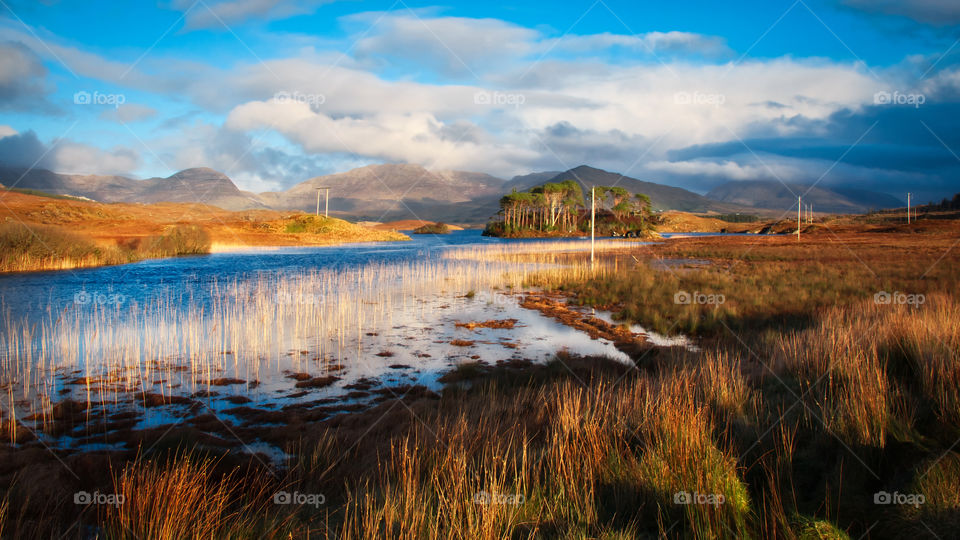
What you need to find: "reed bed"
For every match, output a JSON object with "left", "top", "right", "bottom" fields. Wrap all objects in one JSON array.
[{"left": 0, "top": 239, "right": 629, "bottom": 438}]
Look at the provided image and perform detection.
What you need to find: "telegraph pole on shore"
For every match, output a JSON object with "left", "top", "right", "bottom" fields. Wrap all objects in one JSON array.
[
  {"left": 907, "top": 192, "right": 911, "bottom": 224},
  {"left": 316, "top": 187, "right": 331, "bottom": 217},
  {"left": 590, "top": 186, "right": 596, "bottom": 263},
  {"left": 797, "top": 196, "right": 801, "bottom": 241}
]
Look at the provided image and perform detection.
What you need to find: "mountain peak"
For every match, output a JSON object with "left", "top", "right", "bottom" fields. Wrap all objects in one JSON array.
[{"left": 167, "top": 167, "right": 233, "bottom": 182}]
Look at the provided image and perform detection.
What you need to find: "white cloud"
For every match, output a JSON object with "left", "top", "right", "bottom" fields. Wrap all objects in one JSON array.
[
  {"left": 225, "top": 100, "right": 540, "bottom": 175},
  {"left": 646, "top": 158, "right": 807, "bottom": 182},
  {"left": 214, "top": 54, "right": 879, "bottom": 177},
  {"left": 99, "top": 104, "right": 158, "bottom": 123},
  {"left": 171, "top": 0, "right": 334, "bottom": 30},
  {"left": 546, "top": 31, "right": 731, "bottom": 58},
  {"left": 349, "top": 13, "right": 538, "bottom": 77},
  {"left": 51, "top": 141, "right": 140, "bottom": 176},
  {"left": 0, "top": 125, "right": 17, "bottom": 138}
]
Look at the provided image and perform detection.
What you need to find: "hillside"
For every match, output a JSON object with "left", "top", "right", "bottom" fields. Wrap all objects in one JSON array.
[
  {"left": 258, "top": 164, "right": 505, "bottom": 224},
  {"left": 707, "top": 180, "right": 904, "bottom": 214},
  {"left": 538, "top": 165, "right": 750, "bottom": 213},
  {"left": 500, "top": 171, "right": 563, "bottom": 192}
]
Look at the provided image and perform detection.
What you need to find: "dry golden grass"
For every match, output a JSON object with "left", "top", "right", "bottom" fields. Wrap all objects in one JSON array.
[
  {"left": 104, "top": 455, "right": 289, "bottom": 539},
  {"left": 1, "top": 221, "right": 959, "bottom": 538},
  {"left": 0, "top": 190, "right": 408, "bottom": 272}
]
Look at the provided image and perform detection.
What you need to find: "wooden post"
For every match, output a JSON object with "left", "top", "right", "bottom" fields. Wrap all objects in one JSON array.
[
  {"left": 590, "top": 186, "right": 595, "bottom": 263},
  {"left": 797, "top": 196, "right": 801, "bottom": 240}
]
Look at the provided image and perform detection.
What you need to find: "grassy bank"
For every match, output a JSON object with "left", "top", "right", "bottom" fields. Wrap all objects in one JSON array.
[
  {"left": 0, "top": 222, "right": 210, "bottom": 273},
  {"left": 0, "top": 191, "right": 408, "bottom": 273}
]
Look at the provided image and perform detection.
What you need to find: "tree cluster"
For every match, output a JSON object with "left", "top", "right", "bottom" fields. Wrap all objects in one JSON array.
[{"left": 487, "top": 180, "right": 654, "bottom": 237}]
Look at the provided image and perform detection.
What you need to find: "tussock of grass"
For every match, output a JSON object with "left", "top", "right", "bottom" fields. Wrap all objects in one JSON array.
[
  {"left": 104, "top": 454, "right": 289, "bottom": 539},
  {"left": 637, "top": 376, "right": 752, "bottom": 535},
  {"left": 145, "top": 224, "right": 211, "bottom": 256},
  {"left": 911, "top": 454, "right": 960, "bottom": 526}
]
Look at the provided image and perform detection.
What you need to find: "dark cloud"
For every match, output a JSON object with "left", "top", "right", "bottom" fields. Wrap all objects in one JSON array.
[
  {"left": 843, "top": 0, "right": 960, "bottom": 25},
  {"left": 535, "top": 121, "right": 650, "bottom": 170},
  {"left": 662, "top": 102, "right": 960, "bottom": 201},
  {"left": 0, "top": 130, "right": 54, "bottom": 169},
  {"left": 0, "top": 41, "right": 57, "bottom": 113}
]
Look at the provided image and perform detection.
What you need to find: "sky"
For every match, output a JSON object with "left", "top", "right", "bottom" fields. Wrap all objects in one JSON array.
[{"left": 1, "top": 0, "right": 959, "bottom": 202}]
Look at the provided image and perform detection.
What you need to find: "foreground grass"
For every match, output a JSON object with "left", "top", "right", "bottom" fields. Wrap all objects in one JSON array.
[{"left": 1, "top": 224, "right": 958, "bottom": 538}]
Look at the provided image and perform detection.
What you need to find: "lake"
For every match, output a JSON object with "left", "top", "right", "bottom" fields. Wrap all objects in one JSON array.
[{"left": 1, "top": 231, "right": 683, "bottom": 453}]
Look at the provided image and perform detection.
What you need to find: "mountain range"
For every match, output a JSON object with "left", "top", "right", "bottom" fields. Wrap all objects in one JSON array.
[
  {"left": 0, "top": 166, "right": 267, "bottom": 211},
  {"left": 0, "top": 164, "right": 905, "bottom": 224},
  {"left": 706, "top": 180, "right": 904, "bottom": 214}
]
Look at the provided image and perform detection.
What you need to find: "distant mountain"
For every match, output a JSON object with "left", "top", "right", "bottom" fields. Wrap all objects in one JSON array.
[
  {"left": 262, "top": 164, "right": 505, "bottom": 222},
  {"left": 0, "top": 166, "right": 268, "bottom": 211},
  {"left": 707, "top": 181, "right": 904, "bottom": 214},
  {"left": 541, "top": 165, "right": 747, "bottom": 213}
]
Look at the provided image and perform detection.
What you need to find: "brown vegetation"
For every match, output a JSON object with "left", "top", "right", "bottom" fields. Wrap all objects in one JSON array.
[{"left": 0, "top": 189, "right": 407, "bottom": 272}]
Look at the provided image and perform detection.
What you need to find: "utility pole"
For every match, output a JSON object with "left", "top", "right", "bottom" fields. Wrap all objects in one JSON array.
[
  {"left": 797, "top": 196, "right": 801, "bottom": 241},
  {"left": 316, "top": 187, "right": 331, "bottom": 218},
  {"left": 907, "top": 192, "right": 911, "bottom": 224},
  {"left": 590, "top": 186, "right": 595, "bottom": 263}
]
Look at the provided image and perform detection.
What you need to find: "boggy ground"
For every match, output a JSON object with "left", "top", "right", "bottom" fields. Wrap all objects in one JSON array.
[{"left": 1, "top": 219, "right": 959, "bottom": 538}]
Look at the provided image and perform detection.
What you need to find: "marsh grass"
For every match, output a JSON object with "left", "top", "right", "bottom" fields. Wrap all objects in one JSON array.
[
  {"left": 0, "top": 222, "right": 211, "bottom": 273},
  {"left": 2, "top": 231, "right": 959, "bottom": 538},
  {"left": 0, "top": 222, "right": 128, "bottom": 272},
  {"left": 103, "top": 453, "right": 290, "bottom": 539}
]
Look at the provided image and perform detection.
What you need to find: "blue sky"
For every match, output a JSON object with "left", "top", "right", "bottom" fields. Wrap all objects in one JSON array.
[{"left": 2, "top": 0, "right": 960, "bottom": 201}]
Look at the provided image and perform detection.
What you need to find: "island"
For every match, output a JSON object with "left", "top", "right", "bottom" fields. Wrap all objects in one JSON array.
[{"left": 483, "top": 179, "right": 657, "bottom": 238}]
